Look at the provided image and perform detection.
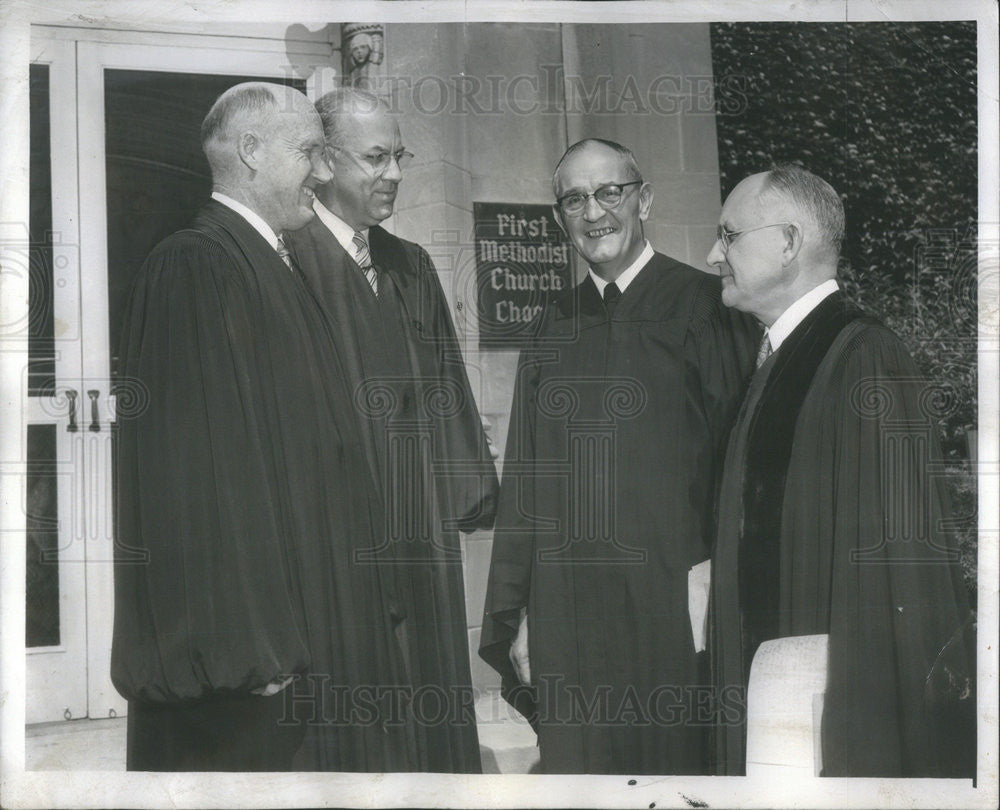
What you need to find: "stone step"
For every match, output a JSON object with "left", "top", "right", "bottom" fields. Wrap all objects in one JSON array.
[
  {"left": 26, "top": 716, "right": 126, "bottom": 771},
  {"left": 475, "top": 691, "right": 540, "bottom": 774},
  {"left": 25, "top": 695, "right": 540, "bottom": 774}
]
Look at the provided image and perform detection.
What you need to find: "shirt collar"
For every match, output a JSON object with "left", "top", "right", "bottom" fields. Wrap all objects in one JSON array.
[
  {"left": 588, "top": 240, "right": 654, "bottom": 296},
  {"left": 312, "top": 198, "right": 369, "bottom": 255},
  {"left": 211, "top": 191, "right": 279, "bottom": 250},
  {"left": 766, "top": 278, "right": 840, "bottom": 352}
]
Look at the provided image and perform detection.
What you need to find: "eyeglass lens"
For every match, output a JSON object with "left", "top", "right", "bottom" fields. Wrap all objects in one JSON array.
[
  {"left": 560, "top": 182, "right": 635, "bottom": 214},
  {"left": 371, "top": 151, "right": 413, "bottom": 171}
]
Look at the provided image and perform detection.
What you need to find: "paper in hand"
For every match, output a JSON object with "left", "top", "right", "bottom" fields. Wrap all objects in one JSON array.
[{"left": 688, "top": 559, "right": 711, "bottom": 653}]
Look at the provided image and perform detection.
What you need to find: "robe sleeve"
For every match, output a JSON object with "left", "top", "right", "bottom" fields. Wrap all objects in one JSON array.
[
  {"left": 413, "top": 243, "right": 500, "bottom": 532},
  {"left": 820, "top": 325, "right": 974, "bottom": 776},
  {"left": 690, "top": 278, "right": 759, "bottom": 460},
  {"left": 689, "top": 279, "right": 759, "bottom": 564},
  {"left": 478, "top": 342, "right": 541, "bottom": 725},
  {"left": 111, "top": 234, "right": 311, "bottom": 704}
]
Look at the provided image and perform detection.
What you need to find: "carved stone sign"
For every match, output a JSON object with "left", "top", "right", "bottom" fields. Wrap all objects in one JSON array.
[{"left": 474, "top": 202, "right": 573, "bottom": 349}]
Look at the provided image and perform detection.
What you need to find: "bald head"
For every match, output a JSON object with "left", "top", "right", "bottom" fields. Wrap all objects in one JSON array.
[
  {"left": 707, "top": 166, "right": 843, "bottom": 324},
  {"left": 725, "top": 172, "right": 778, "bottom": 230},
  {"left": 313, "top": 87, "right": 405, "bottom": 230},
  {"left": 723, "top": 165, "right": 843, "bottom": 270},
  {"left": 202, "top": 83, "right": 314, "bottom": 180},
  {"left": 552, "top": 138, "right": 642, "bottom": 199},
  {"left": 760, "top": 164, "right": 845, "bottom": 260},
  {"left": 200, "top": 82, "right": 330, "bottom": 233},
  {"left": 313, "top": 87, "right": 387, "bottom": 150},
  {"left": 549, "top": 138, "right": 652, "bottom": 282}
]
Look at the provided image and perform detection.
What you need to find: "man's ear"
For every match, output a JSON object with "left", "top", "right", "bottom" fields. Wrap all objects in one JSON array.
[
  {"left": 552, "top": 204, "right": 567, "bottom": 236},
  {"left": 319, "top": 146, "right": 337, "bottom": 182},
  {"left": 780, "top": 222, "right": 804, "bottom": 265},
  {"left": 236, "top": 130, "right": 262, "bottom": 171},
  {"left": 638, "top": 182, "right": 654, "bottom": 222}
]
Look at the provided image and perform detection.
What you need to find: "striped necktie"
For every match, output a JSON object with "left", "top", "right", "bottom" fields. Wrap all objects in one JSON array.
[
  {"left": 275, "top": 234, "right": 295, "bottom": 272},
  {"left": 755, "top": 332, "right": 773, "bottom": 369},
  {"left": 352, "top": 232, "right": 379, "bottom": 295}
]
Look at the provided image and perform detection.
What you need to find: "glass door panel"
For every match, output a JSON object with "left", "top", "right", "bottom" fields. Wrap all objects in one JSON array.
[{"left": 28, "top": 63, "right": 55, "bottom": 396}]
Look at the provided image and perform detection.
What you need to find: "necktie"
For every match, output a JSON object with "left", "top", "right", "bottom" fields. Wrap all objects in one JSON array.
[
  {"left": 276, "top": 234, "right": 295, "bottom": 272},
  {"left": 603, "top": 281, "right": 621, "bottom": 318},
  {"left": 352, "top": 232, "right": 379, "bottom": 296},
  {"left": 755, "top": 332, "right": 773, "bottom": 369}
]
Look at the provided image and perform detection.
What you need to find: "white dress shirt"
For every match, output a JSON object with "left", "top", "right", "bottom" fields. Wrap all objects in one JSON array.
[
  {"left": 588, "top": 240, "right": 655, "bottom": 296},
  {"left": 211, "top": 191, "right": 279, "bottom": 251},
  {"left": 312, "top": 198, "right": 370, "bottom": 262},
  {"left": 765, "top": 278, "right": 840, "bottom": 352}
]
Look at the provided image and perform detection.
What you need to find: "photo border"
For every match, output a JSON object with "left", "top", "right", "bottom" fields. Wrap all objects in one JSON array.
[{"left": 2, "top": 2, "right": 996, "bottom": 807}]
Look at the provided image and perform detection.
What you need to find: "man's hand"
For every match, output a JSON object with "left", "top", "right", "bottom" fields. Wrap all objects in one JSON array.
[
  {"left": 252, "top": 675, "right": 294, "bottom": 697},
  {"left": 509, "top": 608, "right": 531, "bottom": 685},
  {"left": 481, "top": 415, "right": 500, "bottom": 460}
]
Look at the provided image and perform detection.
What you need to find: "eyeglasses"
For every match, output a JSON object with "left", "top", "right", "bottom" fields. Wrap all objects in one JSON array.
[
  {"left": 716, "top": 222, "right": 794, "bottom": 251},
  {"left": 555, "top": 180, "right": 643, "bottom": 216},
  {"left": 328, "top": 146, "right": 414, "bottom": 175}
]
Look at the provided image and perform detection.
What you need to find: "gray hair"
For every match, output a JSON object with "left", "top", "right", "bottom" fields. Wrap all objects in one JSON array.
[
  {"left": 313, "top": 87, "right": 385, "bottom": 149},
  {"left": 552, "top": 138, "right": 643, "bottom": 197},
  {"left": 200, "top": 83, "right": 279, "bottom": 152},
  {"left": 762, "top": 164, "right": 845, "bottom": 257}
]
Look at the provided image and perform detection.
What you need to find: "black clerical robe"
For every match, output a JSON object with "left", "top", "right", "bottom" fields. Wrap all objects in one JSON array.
[
  {"left": 112, "top": 201, "right": 411, "bottom": 771},
  {"left": 711, "top": 291, "right": 975, "bottom": 777},
  {"left": 479, "top": 253, "right": 758, "bottom": 774},
  {"left": 285, "top": 216, "right": 499, "bottom": 773}
]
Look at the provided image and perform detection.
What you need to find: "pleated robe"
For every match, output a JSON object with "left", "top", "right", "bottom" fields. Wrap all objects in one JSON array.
[
  {"left": 711, "top": 291, "right": 975, "bottom": 777},
  {"left": 112, "top": 200, "right": 411, "bottom": 771},
  {"left": 285, "top": 216, "right": 499, "bottom": 773},
  {"left": 480, "top": 253, "right": 758, "bottom": 774}
]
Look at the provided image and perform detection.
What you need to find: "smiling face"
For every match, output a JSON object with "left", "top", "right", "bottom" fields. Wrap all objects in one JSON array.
[
  {"left": 706, "top": 173, "right": 797, "bottom": 325},
  {"left": 320, "top": 107, "right": 403, "bottom": 231},
  {"left": 253, "top": 93, "right": 331, "bottom": 233},
  {"left": 553, "top": 143, "right": 653, "bottom": 282}
]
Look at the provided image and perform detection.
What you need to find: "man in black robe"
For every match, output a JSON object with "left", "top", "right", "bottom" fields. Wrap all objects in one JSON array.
[
  {"left": 284, "top": 88, "right": 499, "bottom": 773},
  {"left": 112, "top": 83, "right": 411, "bottom": 771},
  {"left": 479, "top": 139, "right": 758, "bottom": 774},
  {"left": 708, "top": 165, "right": 975, "bottom": 777}
]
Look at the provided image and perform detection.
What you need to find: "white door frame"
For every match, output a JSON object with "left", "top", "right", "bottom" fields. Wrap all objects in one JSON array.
[{"left": 25, "top": 35, "right": 88, "bottom": 725}]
